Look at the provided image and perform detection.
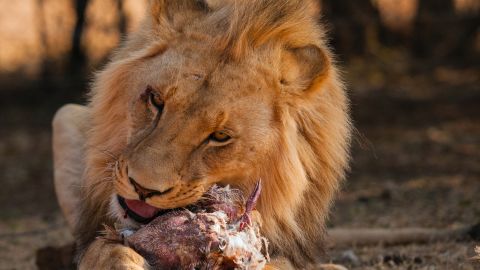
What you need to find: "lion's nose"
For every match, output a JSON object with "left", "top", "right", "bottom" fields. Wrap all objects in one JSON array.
[{"left": 129, "top": 177, "right": 174, "bottom": 201}]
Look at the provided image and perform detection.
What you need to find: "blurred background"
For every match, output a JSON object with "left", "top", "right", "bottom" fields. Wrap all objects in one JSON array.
[{"left": 0, "top": 0, "right": 478, "bottom": 269}]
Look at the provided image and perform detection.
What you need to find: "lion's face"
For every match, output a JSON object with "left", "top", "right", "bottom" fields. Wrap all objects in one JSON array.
[{"left": 112, "top": 41, "right": 280, "bottom": 222}]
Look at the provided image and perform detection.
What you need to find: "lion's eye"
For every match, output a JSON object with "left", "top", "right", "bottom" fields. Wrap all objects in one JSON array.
[
  {"left": 142, "top": 86, "right": 164, "bottom": 113},
  {"left": 149, "top": 91, "right": 164, "bottom": 111},
  {"left": 209, "top": 131, "right": 231, "bottom": 143}
]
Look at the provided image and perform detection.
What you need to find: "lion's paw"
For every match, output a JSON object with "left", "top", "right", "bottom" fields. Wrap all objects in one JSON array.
[{"left": 80, "top": 240, "right": 149, "bottom": 270}]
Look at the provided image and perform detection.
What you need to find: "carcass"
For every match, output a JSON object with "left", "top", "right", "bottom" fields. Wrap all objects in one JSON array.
[{"left": 105, "top": 182, "right": 269, "bottom": 270}]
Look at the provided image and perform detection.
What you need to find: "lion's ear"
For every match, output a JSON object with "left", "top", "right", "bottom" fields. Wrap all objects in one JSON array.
[{"left": 280, "top": 45, "right": 330, "bottom": 95}]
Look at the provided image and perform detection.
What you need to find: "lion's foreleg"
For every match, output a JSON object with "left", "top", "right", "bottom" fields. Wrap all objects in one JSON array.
[
  {"left": 52, "top": 104, "right": 91, "bottom": 231},
  {"left": 79, "top": 238, "right": 148, "bottom": 270}
]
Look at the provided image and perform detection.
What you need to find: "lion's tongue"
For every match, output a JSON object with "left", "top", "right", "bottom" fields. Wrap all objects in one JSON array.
[{"left": 125, "top": 199, "right": 159, "bottom": 219}]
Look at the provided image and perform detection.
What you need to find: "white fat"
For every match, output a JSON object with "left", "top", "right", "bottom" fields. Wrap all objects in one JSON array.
[
  {"left": 209, "top": 223, "right": 222, "bottom": 234},
  {"left": 202, "top": 211, "right": 269, "bottom": 270},
  {"left": 119, "top": 229, "right": 135, "bottom": 238}
]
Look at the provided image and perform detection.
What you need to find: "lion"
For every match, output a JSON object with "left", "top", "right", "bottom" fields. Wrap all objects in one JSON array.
[{"left": 53, "top": 0, "right": 352, "bottom": 269}]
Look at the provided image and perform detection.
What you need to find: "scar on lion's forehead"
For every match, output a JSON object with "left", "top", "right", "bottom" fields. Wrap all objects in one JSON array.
[{"left": 215, "top": 111, "right": 228, "bottom": 127}]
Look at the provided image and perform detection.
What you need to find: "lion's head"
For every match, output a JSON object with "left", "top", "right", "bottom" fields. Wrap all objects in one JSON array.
[{"left": 76, "top": 0, "right": 351, "bottom": 266}]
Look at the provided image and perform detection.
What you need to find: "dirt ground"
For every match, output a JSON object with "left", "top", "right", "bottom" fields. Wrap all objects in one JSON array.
[
  {"left": 0, "top": 54, "right": 478, "bottom": 269},
  {"left": 327, "top": 56, "right": 480, "bottom": 269}
]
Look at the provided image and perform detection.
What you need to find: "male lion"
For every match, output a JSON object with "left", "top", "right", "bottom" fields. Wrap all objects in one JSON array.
[{"left": 53, "top": 0, "right": 351, "bottom": 269}]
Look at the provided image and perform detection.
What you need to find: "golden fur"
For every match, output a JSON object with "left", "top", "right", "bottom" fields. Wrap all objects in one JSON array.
[{"left": 75, "top": 0, "right": 351, "bottom": 268}]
